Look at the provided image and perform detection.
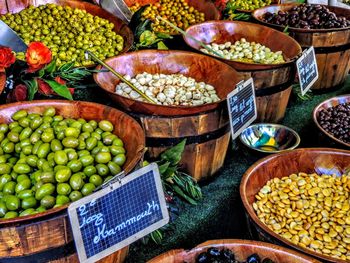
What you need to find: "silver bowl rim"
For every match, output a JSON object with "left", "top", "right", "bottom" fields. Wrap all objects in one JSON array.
[{"left": 239, "top": 123, "right": 301, "bottom": 154}]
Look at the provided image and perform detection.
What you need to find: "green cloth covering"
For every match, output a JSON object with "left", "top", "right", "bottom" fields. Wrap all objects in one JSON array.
[{"left": 76, "top": 77, "right": 350, "bottom": 262}]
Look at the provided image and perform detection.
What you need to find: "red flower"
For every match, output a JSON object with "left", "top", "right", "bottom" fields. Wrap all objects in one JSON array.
[
  {"left": 0, "top": 47, "right": 16, "bottom": 72},
  {"left": 26, "top": 42, "right": 52, "bottom": 73},
  {"left": 37, "top": 78, "right": 54, "bottom": 96},
  {"left": 54, "top": 76, "right": 66, "bottom": 85},
  {"left": 37, "top": 78, "right": 74, "bottom": 96},
  {"left": 54, "top": 76, "right": 75, "bottom": 95},
  {"left": 6, "top": 84, "right": 27, "bottom": 102}
]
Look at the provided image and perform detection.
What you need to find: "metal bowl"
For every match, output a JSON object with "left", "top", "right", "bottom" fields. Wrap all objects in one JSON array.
[{"left": 239, "top": 123, "right": 300, "bottom": 154}]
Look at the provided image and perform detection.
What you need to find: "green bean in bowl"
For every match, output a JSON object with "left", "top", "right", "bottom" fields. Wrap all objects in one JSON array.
[
  {"left": 0, "top": 107, "right": 126, "bottom": 219},
  {"left": 0, "top": 4, "right": 124, "bottom": 67}
]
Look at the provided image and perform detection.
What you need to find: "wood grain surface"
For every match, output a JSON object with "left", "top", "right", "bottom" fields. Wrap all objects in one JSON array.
[
  {"left": 0, "top": 100, "right": 144, "bottom": 262},
  {"left": 240, "top": 148, "right": 350, "bottom": 263},
  {"left": 148, "top": 239, "right": 321, "bottom": 263},
  {"left": 313, "top": 95, "right": 350, "bottom": 148},
  {"left": 0, "top": 0, "right": 133, "bottom": 54},
  {"left": 253, "top": 4, "right": 350, "bottom": 90}
]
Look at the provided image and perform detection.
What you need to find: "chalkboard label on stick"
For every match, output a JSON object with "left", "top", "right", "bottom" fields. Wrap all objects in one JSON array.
[
  {"left": 68, "top": 163, "right": 169, "bottom": 263},
  {"left": 296, "top": 46, "right": 319, "bottom": 96},
  {"left": 227, "top": 78, "right": 257, "bottom": 141}
]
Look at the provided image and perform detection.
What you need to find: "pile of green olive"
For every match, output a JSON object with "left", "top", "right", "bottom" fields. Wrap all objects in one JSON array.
[
  {"left": 135, "top": 0, "right": 206, "bottom": 34},
  {"left": 0, "top": 4, "right": 124, "bottom": 67},
  {"left": 228, "top": 0, "right": 272, "bottom": 11},
  {"left": 0, "top": 107, "right": 126, "bottom": 219}
]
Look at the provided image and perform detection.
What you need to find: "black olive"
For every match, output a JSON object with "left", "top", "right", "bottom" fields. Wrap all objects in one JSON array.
[
  {"left": 221, "top": 249, "right": 235, "bottom": 260},
  {"left": 262, "top": 258, "right": 275, "bottom": 263},
  {"left": 247, "top": 253, "right": 261, "bottom": 263},
  {"left": 207, "top": 247, "right": 221, "bottom": 258},
  {"left": 196, "top": 252, "right": 209, "bottom": 263}
]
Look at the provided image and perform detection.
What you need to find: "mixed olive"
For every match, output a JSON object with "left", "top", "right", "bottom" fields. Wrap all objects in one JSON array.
[
  {"left": 195, "top": 247, "right": 275, "bottom": 263},
  {"left": 131, "top": 0, "right": 206, "bottom": 34},
  {"left": 201, "top": 38, "right": 285, "bottom": 64},
  {"left": 262, "top": 4, "right": 350, "bottom": 29},
  {"left": 0, "top": 4, "right": 124, "bottom": 67},
  {"left": 254, "top": 172, "right": 350, "bottom": 261},
  {"left": 228, "top": 0, "right": 272, "bottom": 11},
  {"left": 0, "top": 107, "right": 126, "bottom": 219},
  {"left": 318, "top": 102, "right": 350, "bottom": 144}
]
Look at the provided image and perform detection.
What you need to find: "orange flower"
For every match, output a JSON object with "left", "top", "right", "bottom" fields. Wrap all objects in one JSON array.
[
  {"left": 0, "top": 46, "right": 16, "bottom": 72},
  {"left": 26, "top": 42, "right": 52, "bottom": 73}
]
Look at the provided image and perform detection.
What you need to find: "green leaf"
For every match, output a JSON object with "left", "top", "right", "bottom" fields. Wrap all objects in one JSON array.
[
  {"left": 155, "top": 32, "right": 173, "bottom": 39},
  {"left": 157, "top": 41, "right": 168, "bottom": 50},
  {"left": 38, "top": 68, "right": 45, "bottom": 78},
  {"left": 24, "top": 79, "right": 38, "bottom": 101},
  {"left": 283, "top": 25, "right": 290, "bottom": 35},
  {"left": 163, "top": 166, "right": 177, "bottom": 179},
  {"left": 150, "top": 230, "right": 163, "bottom": 244},
  {"left": 158, "top": 162, "right": 170, "bottom": 174},
  {"left": 44, "top": 80, "right": 73, "bottom": 100},
  {"left": 58, "top": 62, "right": 75, "bottom": 72},
  {"left": 160, "top": 139, "right": 186, "bottom": 165},
  {"left": 172, "top": 185, "right": 197, "bottom": 205},
  {"left": 46, "top": 59, "right": 57, "bottom": 74}
]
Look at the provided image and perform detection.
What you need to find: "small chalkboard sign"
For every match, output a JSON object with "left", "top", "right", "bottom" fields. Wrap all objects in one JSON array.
[
  {"left": 227, "top": 78, "right": 257, "bottom": 140},
  {"left": 296, "top": 46, "right": 319, "bottom": 96},
  {"left": 68, "top": 163, "right": 169, "bottom": 263}
]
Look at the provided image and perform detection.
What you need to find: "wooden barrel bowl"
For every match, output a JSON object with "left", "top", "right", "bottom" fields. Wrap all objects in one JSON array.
[
  {"left": 184, "top": 21, "right": 302, "bottom": 123},
  {"left": 0, "top": 73, "right": 5, "bottom": 96},
  {"left": 124, "top": 0, "right": 220, "bottom": 35},
  {"left": 94, "top": 50, "right": 242, "bottom": 181},
  {"left": 240, "top": 148, "right": 350, "bottom": 263},
  {"left": 253, "top": 4, "right": 350, "bottom": 91},
  {"left": 0, "top": 0, "right": 134, "bottom": 55},
  {"left": 313, "top": 94, "right": 350, "bottom": 148},
  {"left": 0, "top": 100, "right": 146, "bottom": 263},
  {"left": 148, "top": 239, "right": 320, "bottom": 263}
]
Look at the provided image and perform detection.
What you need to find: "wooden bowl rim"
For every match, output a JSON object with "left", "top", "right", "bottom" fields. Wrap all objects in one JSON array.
[
  {"left": 0, "top": 100, "right": 145, "bottom": 225},
  {"left": 93, "top": 49, "right": 240, "bottom": 114},
  {"left": 312, "top": 94, "right": 350, "bottom": 148},
  {"left": 240, "top": 148, "right": 350, "bottom": 263},
  {"left": 253, "top": 3, "right": 350, "bottom": 33},
  {"left": 148, "top": 239, "right": 321, "bottom": 262},
  {"left": 184, "top": 20, "right": 302, "bottom": 70},
  {"left": 238, "top": 123, "right": 301, "bottom": 154}
]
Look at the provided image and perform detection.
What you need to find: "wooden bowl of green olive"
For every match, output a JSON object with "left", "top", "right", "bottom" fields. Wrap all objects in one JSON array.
[
  {"left": 241, "top": 148, "right": 350, "bottom": 263},
  {"left": 0, "top": 100, "right": 145, "bottom": 221},
  {"left": 0, "top": 0, "right": 134, "bottom": 67},
  {"left": 127, "top": 0, "right": 220, "bottom": 35}
]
